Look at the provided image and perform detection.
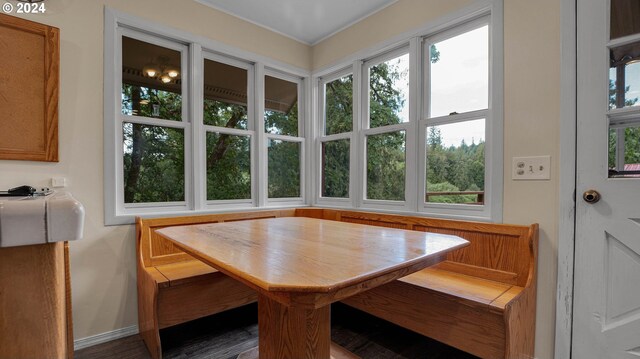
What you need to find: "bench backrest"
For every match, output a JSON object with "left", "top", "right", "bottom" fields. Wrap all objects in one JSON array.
[
  {"left": 136, "top": 209, "right": 296, "bottom": 268},
  {"left": 136, "top": 208, "right": 537, "bottom": 287},
  {"left": 296, "top": 209, "right": 538, "bottom": 288}
]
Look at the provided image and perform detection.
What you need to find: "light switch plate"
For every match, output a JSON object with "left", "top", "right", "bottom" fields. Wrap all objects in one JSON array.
[
  {"left": 51, "top": 177, "right": 66, "bottom": 188},
  {"left": 512, "top": 156, "right": 551, "bottom": 180}
]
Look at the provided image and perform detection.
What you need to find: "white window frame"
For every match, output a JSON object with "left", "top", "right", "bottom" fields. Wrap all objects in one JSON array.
[
  {"left": 116, "top": 28, "right": 193, "bottom": 215},
  {"left": 263, "top": 68, "right": 306, "bottom": 206},
  {"left": 200, "top": 52, "right": 256, "bottom": 209},
  {"left": 316, "top": 67, "right": 355, "bottom": 207},
  {"left": 312, "top": 1, "right": 503, "bottom": 222},
  {"left": 419, "top": 16, "right": 495, "bottom": 219},
  {"left": 360, "top": 45, "right": 415, "bottom": 212},
  {"left": 104, "top": 9, "right": 310, "bottom": 225}
]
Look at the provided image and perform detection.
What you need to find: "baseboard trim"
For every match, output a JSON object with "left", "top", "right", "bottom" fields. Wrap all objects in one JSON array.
[{"left": 74, "top": 325, "right": 139, "bottom": 351}]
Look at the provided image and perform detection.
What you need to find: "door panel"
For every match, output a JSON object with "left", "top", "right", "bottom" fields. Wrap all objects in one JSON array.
[{"left": 574, "top": 0, "right": 640, "bottom": 357}]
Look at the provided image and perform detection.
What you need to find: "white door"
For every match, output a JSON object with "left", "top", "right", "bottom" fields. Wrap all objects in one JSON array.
[{"left": 574, "top": 0, "right": 640, "bottom": 357}]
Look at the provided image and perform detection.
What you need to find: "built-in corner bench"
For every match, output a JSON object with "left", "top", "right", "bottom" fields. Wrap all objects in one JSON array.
[{"left": 136, "top": 208, "right": 538, "bottom": 359}]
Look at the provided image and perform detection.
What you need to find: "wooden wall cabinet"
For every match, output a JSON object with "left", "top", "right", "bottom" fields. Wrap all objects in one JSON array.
[{"left": 0, "top": 14, "right": 59, "bottom": 162}]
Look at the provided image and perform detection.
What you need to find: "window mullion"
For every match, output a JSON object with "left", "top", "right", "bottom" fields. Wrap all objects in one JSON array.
[
  {"left": 353, "top": 60, "right": 364, "bottom": 208},
  {"left": 255, "top": 63, "right": 267, "bottom": 207},
  {"left": 406, "top": 37, "right": 421, "bottom": 211},
  {"left": 616, "top": 127, "right": 626, "bottom": 171},
  {"left": 190, "top": 43, "right": 204, "bottom": 211},
  {"left": 120, "top": 115, "right": 188, "bottom": 129}
]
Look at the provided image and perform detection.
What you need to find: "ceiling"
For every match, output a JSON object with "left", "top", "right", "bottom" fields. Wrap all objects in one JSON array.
[{"left": 194, "top": 0, "right": 398, "bottom": 45}]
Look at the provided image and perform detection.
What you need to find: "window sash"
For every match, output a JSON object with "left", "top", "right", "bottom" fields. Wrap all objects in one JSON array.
[
  {"left": 363, "top": 46, "right": 411, "bottom": 130},
  {"left": 422, "top": 18, "right": 490, "bottom": 120},
  {"left": 419, "top": 112, "right": 488, "bottom": 210},
  {"left": 117, "top": 28, "right": 191, "bottom": 212},
  {"left": 204, "top": 130, "right": 255, "bottom": 205}
]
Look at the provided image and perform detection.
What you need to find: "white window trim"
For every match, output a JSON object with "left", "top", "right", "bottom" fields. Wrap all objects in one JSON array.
[
  {"left": 360, "top": 45, "right": 414, "bottom": 212},
  {"left": 116, "top": 28, "right": 193, "bottom": 216},
  {"left": 264, "top": 68, "right": 307, "bottom": 206},
  {"left": 104, "top": 8, "right": 310, "bottom": 225},
  {"left": 311, "top": 0, "right": 503, "bottom": 222},
  {"left": 316, "top": 67, "right": 355, "bottom": 207},
  {"left": 201, "top": 51, "right": 256, "bottom": 208},
  {"left": 419, "top": 17, "right": 494, "bottom": 219}
]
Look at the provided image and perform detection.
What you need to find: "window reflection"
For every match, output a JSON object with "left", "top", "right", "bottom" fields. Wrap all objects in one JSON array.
[
  {"left": 203, "top": 59, "right": 248, "bottom": 129},
  {"left": 121, "top": 36, "right": 182, "bottom": 121},
  {"left": 265, "top": 76, "right": 298, "bottom": 136}
]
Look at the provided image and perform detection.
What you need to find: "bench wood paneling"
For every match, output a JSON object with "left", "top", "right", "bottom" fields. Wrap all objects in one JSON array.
[
  {"left": 300, "top": 208, "right": 538, "bottom": 359},
  {"left": 136, "top": 208, "right": 537, "bottom": 359},
  {"left": 136, "top": 210, "right": 295, "bottom": 359}
]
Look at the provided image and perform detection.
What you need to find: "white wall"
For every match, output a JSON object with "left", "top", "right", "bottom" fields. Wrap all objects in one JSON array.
[{"left": 1, "top": 0, "right": 562, "bottom": 357}]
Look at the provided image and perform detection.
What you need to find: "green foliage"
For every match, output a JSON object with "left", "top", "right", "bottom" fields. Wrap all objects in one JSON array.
[
  {"left": 322, "top": 139, "right": 350, "bottom": 198},
  {"left": 367, "top": 132, "right": 406, "bottom": 201},
  {"left": 121, "top": 48, "right": 486, "bottom": 205},
  {"left": 426, "top": 127, "right": 485, "bottom": 203},
  {"left": 204, "top": 99, "right": 247, "bottom": 129},
  {"left": 426, "top": 182, "right": 477, "bottom": 204},
  {"left": 608, "top": 77, "right": 640, "bottom": 171},
  {"left": 268, "top": 140, "right": 300, "bottom": 198},
  {"left": 430, "top": 45, "right": 440, "bottom": 64},
  {"left": 609, "top": 78, "right": 639, "bottom": 110},
  {"left": 264, "top": 102, "right": 301, "bottom": 197},
  {"left": 122, "top": 84, "right": 184, "bottom": 203},
  {"left": 265, "top": 103, "right": 298, "bottom": 136},
  {"left": 325, "top": 75, "right": 353, "bottom": 135},
  {"left": 206, "top": 133, "right": 251, "bottom": 200},
  {"left": 369, "top": 61, "right": 406, "bottom": 128},
  {"left": 122, "top": 122, "right": 185, "bottom": 203}
]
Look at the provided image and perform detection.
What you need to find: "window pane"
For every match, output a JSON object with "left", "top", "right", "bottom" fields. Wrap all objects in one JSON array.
[
  {"left": 265, "top": 76, "right": 298, "bottom": 136},
  {"left": 325, "top": 74, "right": 353, "bottom": 135},
  {"left": 321, "top": 139, "right": 350, "bottom": 198},
  {"left": 610, "top": 0, "right": 640, "bottom": 40},
  {"left": 268, "top": 139, "right": 300, "bottom": 198},
  {"left": 203, "top": 59, "right": 248, "bottom": 129},
  {"left": 366, "top": 131, "right": 406, "bottom": 201},
  {"left": 122, "top": 36, "right": 182, "bottom": 121},
  {"left": 609, "top": 41, "right": 640, "bottom": 110},
  {"left": 123, "top": 123, "right": 184, "bottom": 203},
  {"left": 369, "top": 54, "right": 409, "bottom": 128},
  {"left": 430, "top": 26, "right": 488, "bottom": 118},
  {"left": 206, "top": 133, "right": 251, "bottom": 200},
  {"left": 608, "top": 124, "right": 640, "bottom": 178},
  {"left": 426, "top": 119, "right": 485, "bottom": 205}
]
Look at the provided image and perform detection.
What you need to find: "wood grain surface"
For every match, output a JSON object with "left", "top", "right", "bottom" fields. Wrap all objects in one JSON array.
[
  {"left": 0, "top": 242, "right": 67, "bottom": 358},
  {"left": 156, "top": 217, "right": 468, "bottom": 294},
  {"left": 156, "top": 216, "right": 467, "bottom": 359},
  {"left": 0, "top": 13, "right": 59, "bottom": 162},
  {"left": 304, "top": 208, "right": 538, "bottom": 359},
  {"left": 258, "top": 295, "right": 331, "bottom": 359}
]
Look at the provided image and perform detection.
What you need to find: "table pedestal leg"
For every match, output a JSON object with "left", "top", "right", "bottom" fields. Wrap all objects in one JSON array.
[{"left": 258, "top": 294, "right": 330, "bottom": 359}]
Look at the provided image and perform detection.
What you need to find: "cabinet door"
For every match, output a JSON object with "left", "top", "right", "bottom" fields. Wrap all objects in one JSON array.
[{"left": 0, "top": 14, "right": 59, "bottom": 162}]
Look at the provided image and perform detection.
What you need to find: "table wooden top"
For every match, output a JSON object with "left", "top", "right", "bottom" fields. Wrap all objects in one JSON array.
[{"left": 156, "top": 217, "right": 468, "bottom": 294}]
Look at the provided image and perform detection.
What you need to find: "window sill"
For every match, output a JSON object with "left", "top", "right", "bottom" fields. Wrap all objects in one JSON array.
[{"left": 105, "top": 203, "right": 311, "bottom": 226}]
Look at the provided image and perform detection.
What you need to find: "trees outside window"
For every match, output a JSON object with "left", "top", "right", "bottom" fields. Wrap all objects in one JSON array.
[{"left": 121, "top": 35, "right": 187, "bottom": 205}]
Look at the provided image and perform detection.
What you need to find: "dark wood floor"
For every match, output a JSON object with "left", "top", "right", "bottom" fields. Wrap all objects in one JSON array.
[{"left": 75, "top": 303, "right": 478, "bottom": 359}]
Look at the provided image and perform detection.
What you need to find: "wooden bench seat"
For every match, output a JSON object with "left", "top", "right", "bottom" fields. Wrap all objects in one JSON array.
[
  {"left": 401, "top": 264, "right": 519, "bottom": 308},
  {"left": 136, "top": 210, "right": 296, "bottom": 359},
  {"left": 154, "top": 260, "right": 218, "bottom": 287},
  {"left": 310, "top": 209, "right": 538, "bottom": 359},
  {"left": 136, "top": 208, "right": 537, "bottom": 359}
]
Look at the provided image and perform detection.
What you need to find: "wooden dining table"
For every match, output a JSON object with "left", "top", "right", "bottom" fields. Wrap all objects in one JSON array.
[{"left": 156, "top": 216, "right": 468, "bottom": 359}]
